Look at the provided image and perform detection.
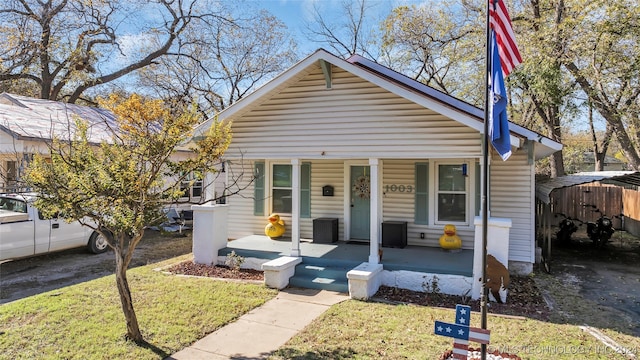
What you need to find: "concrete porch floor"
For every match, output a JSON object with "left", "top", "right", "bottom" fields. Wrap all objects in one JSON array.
[{"left": 219, "top": 235, "right": 473, "bottom": 277}]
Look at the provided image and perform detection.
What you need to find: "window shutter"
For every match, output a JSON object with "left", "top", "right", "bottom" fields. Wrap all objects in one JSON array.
[
  {"left": 300, "top": 162, "right": 311, "bottom": 218},
  {"left": 415, "top": 162, "right": 429, "bottom": 224},
  {"left": 254, "top": 161, "right": 265, "bottom": 216}
]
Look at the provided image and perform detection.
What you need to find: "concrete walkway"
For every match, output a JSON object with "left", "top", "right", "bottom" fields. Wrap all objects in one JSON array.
[{"left": 165, "top": 288, "right": 349, "bottom": 360}]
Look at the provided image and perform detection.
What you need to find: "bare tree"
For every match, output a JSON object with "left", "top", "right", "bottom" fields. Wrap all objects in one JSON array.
[
  {"left": 302, "top": 0, "right": 380, "bottom": 59},
  {"left": 0, "top": 0, "right": 229, "bottom": 103},
  {"left": 380, "top": 2, "right": 481, "bottom": 104},
  {"left": 136, "top": 7, "right": 298, "bottom": 115}
]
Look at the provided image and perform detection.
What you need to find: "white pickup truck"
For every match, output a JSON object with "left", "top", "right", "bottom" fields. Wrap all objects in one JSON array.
[{"left": 0, "top": 193, "right": 109, "bottom": 261}]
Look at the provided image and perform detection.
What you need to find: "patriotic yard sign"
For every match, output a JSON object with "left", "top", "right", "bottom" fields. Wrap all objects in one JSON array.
[{"left": 434, "top": 305, "right": 491, "bottom": 360}]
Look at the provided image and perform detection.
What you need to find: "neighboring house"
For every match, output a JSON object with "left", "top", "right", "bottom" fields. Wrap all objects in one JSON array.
[
  {"left": 193, "top": 49, "right": 562, "bottom": 284},
  {"left": 0, "top": 93, "right": 116, "bottom": 192},
  {"left": 0, "top": 93, "right": 201, "bottom": 203},
  {"left": 571, "top": 151, "right": 627, "bottom": 172}
]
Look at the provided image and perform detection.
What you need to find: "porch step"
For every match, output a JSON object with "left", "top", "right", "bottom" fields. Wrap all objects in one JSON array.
[{"left": 288, "top": 261, "right": 351, "bottom": 294}]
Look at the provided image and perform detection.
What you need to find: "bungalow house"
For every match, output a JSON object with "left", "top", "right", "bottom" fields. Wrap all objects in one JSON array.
[
  {"left": 192, "top": 49, "right": 562, "bottom": 297},
  {"left": 192, "top": 49, "right": 562, "bottom": 299}
]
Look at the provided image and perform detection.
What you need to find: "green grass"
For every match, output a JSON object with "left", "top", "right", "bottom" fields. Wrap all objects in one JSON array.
[
  {"left": 0, "top": 259, "right": 277, "bottom": 360},
  {"left": 270, "top": 301, "right": 640, "bottom": 360},
  {"left": 2, "top": 255, "right": 639, "bottom": 360}
]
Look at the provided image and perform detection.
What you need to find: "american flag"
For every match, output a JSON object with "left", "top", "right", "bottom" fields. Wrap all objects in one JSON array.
[
  {"left": 488, "top": 0, "right": 521, "bottom": 161},
  {"left": 489, "top": 0, "right": 522, "bottom": 77}
]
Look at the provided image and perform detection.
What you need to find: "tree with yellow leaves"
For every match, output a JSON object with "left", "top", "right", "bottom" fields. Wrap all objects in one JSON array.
[{"left": 24, "top": 94, "right": 231, "bottom": 343}]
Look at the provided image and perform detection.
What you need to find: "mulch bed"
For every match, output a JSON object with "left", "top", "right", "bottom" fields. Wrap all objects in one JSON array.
[
  {"left": 373, "top": 275, "right": 550, "bottom": 320},
  {"left": 166, "top": 261, "right": 264, "bottom": 281},
  {"left": 166, "top": 261, "right": 549, "bottom": 320}
]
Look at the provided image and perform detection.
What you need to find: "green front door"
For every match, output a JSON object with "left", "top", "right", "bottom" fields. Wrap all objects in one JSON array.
[{"left": 350, "top": 165, "right": 370, "bottom": 240}]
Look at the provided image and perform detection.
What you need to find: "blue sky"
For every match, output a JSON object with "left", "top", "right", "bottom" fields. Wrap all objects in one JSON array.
[{"left": 247, "top": 0, "right": 421, "bottom": 55}]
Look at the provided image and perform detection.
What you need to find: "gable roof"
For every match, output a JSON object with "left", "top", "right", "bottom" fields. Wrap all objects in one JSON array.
[
  {"left": 193, "top": 48, "right": 562, "bottom": 159},
  {"left": 0, "top": 93, "right": 116, "bottom": 144}
]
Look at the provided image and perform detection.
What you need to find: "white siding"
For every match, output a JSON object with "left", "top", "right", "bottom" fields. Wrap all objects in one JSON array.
[
  {"left": 305, "top": 161, "right": 345, "bottom": 239},
  {"left": 489, "top": 151, "right": 535, "bottom": 263},
  {"left": 224, "top": 155, "right": 535, "bottom": 264},
  {"left": 382, "top": 160, "right": 476, "bottom": 249},
  {"left": 0, "top": 131, "right": 21, "bottom": 153},
  {"left": 225, "top": 64, "right": 480, "bottom": 160},
  {"left": 225, "top": 159, "right": 347, "bottom": 241},
  {"left": 225, "top": 160, "right": 265, "bottom": 240}
]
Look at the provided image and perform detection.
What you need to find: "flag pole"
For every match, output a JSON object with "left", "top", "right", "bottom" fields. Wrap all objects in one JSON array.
[{"left": 481, "top": 0, "right": 493, "bottom": 359}]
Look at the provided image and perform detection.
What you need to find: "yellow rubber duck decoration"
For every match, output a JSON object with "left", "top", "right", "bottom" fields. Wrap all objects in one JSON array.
[
  {"left": 265, "top": 214, "right": 286, "bottom": 239},
  {"left": 439, "top": 224, "right": 462, "bottom": 250}
]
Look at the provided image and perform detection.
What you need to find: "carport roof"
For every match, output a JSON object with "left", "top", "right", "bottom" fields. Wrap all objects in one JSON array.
[{"left": 536, "top": 171, "right": 640, "bottom": 204}]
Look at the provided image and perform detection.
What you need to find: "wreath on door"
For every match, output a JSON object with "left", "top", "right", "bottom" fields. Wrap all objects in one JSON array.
[{"left": 353, "top": 175, "right": 370, "bottom": 199}]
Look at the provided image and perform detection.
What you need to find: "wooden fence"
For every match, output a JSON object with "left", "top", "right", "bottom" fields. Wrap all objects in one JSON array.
[
  {"left": 623, "top": 188, "right": 640, "bottom": 236},
  {"left": 549, "top": 183, "right": 640, "bottom": 235}
]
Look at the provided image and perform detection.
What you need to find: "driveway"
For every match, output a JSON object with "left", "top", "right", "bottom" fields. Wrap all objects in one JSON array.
[
  {"left": 535, "top": 230, "right": 640, "bottom": 337},
  {"left": 0, "top": 230, "right": 193, "bottom": 304}
]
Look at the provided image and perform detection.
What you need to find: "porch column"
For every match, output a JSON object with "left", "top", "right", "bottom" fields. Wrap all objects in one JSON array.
[
  {"left": 290, "top": 159, "right": 301, "bottom": 257},
  {"left": 203, "top": 171, "right": 216, "bottom": 203},
  {"left": 191, "top": 204, "right": 229, "bottom": 265},
  {"left": 368, "top": 158, "right": 380, "bottom": 264}
]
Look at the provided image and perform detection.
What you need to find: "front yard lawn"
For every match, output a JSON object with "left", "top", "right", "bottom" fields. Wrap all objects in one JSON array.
[
  {"left": 270, "top": 300, "right": 640, "bottom": 360},
  {"left": 0, "top": 257, "right": 277, "bottom": 360},
  {"left": 2, "top": 254, "right": 638, "bottom": 360}
]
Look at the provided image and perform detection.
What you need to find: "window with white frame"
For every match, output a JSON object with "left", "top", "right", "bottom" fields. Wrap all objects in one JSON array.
[
  {"left": 436, "top": 163, "right": 468, "bottom": 223},
  {"left": 271, "top": 164, "right": 292, "bottom": 213},
  {"left": 180, "top": 171, "right": 203, "bottom": 200},
  {"left": 254, "top": 161, "right": 311, "bottom": 217}
]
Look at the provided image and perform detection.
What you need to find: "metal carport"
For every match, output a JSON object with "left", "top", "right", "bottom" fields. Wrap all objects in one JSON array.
[{"left": 535, "top": 171, "right": 640, "bottom": 272}]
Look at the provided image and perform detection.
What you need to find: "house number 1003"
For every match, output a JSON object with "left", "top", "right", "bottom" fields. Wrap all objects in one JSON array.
[{"left": 384, "top": 184, "right": 413, "bottom": 193}]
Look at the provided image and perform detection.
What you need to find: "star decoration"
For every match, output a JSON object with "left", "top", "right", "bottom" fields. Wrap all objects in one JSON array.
[{"left": 434, "top": 304, "right": 491, "bottom": 351}]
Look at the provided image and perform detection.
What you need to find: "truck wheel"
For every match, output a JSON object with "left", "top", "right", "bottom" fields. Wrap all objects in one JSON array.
[{"left": 88, "top": 231, "right": 110, "bottom": 254}]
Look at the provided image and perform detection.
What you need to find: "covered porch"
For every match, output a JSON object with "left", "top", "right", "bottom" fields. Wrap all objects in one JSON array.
[
  {"left": 216, "top": 235, "right": 474, "bottom": 297},
  {"left": 192, "top": 204, "right": 510, "bottom": 300},
  {"left": 220, "top": 235, "right": 474, "bottom": 277}
]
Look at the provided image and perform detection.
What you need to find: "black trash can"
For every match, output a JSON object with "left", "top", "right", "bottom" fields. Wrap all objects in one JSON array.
[
  {"left": 382, "top": 221, "right": 407, "bottom": 248},
  {"left": 313, "top": 218, "right": 338, "bottom": 243}
]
